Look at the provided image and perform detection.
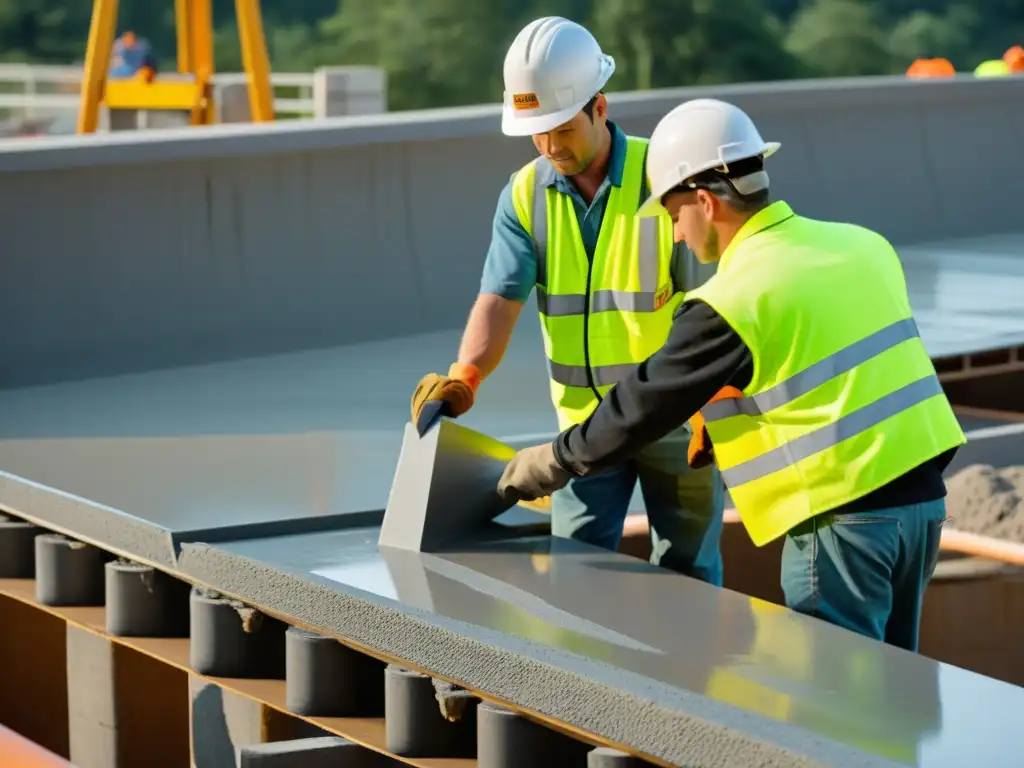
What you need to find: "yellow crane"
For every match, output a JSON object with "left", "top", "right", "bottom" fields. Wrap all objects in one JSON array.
[{"left": 76, "top": 0, "right": 275, "bottom": 133}]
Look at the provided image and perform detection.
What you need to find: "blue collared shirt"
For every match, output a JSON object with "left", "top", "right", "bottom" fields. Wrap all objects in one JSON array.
[{"left": 480, "top": 121, "right": 693, "bottom": 302}]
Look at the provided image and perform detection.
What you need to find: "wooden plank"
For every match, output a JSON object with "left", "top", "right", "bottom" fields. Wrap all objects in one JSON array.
[{"left": 0, "top": 579, "right": 475, "bottom": 768}]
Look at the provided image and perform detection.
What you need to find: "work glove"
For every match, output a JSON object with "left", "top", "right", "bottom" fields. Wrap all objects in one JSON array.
[
  {"left": 687, "top": 386, "right": 743, "bottom": 469},
  {"left": 497, "top": 443, "right": 572, "bottom": 503},
  {"left": 410, "top": 363, "right": 481, "bottom": 427}
]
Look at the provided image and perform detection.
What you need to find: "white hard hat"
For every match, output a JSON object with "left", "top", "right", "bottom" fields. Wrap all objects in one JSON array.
[
  {"left": 638, "top": 99, "right": 781, "bottom": 217},
  {"left": 501, "top": 17, "right": 616, "bottom": 137}
]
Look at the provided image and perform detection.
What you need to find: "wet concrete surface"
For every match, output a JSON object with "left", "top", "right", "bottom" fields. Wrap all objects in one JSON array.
[
  {"left": 177, "top": 526, "right": 1024, "bottom": 768},
  {"left": 901, "top": 233, "right": 1024, "bottom": 358},
  {"left": 0, "top": 236, "right": 1023, "bottom": 762}
]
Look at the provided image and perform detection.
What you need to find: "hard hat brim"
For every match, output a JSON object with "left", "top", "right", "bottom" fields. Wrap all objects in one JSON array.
[
  {"left": 501, "top": 55, "right": 615, "bottom": 137},
  {"left": 637, "top": 141, "right": 782, "bottom": 218}
]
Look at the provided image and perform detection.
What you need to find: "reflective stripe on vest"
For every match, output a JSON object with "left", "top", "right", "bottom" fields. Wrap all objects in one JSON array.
[
  {"left": 702, "top": 317, "right": 941, "bottom": 488},
  {"left": 686, "top": 201, "right": 966, "bottom": 546},
  {"left": 510, "top": 136, "right": 684, "bottom": 429}
]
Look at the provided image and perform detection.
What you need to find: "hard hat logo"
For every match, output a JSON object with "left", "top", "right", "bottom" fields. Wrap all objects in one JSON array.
[
  {"left": 512, "top": 93, "right": 541, "bottom": 111},
  {"left": 500, "top": 17, "right": 615, "bottom": 137}
]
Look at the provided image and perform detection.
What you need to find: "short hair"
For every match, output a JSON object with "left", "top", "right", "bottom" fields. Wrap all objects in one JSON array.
[
  {"left": 581, "top": 92, "right": 602, "bottom": 120},
  {"left": 666, "top": 155, "right": 771, "bottom": 212}
]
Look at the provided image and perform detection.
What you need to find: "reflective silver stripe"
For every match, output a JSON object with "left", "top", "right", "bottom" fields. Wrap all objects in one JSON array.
[
  {"left": 549, "top": 361, "right": 637, "bottom": 388},
  {"left": 591, "top": 290, "right": 658, "bottom": 313},
  {"left": 532, "top": 167, "right": 548, "bottom": 287},
  {"left": 538, "top": 288, "right": 662, "bottom": 316},
  {"left": 703, "top": 318, "right": 921, "bottom": 422},
  {"left": 720, "top": 374, "right": 944, "bottom": 488},
  {"left": 639, "top": 216, "right": 658, "bottom": 293},
  {"left": 536, "top": 289, "right": 586, "bottom": 317}
]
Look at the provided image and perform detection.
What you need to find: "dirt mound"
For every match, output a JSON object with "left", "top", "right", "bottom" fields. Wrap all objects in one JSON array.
[{"left": 945, "top": 464, "right": 1024, "bottom": 543}]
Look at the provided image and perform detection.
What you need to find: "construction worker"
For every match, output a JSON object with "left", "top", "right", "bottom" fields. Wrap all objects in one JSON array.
[
  {"left": 496, "top": 98, "right": 967, "bottom": 651},
  {"left": 411, "top": 17, "right": 725, "bottom": 584},
  {"left": 109, "top": 31, "right": 159, "bottom": 83}
]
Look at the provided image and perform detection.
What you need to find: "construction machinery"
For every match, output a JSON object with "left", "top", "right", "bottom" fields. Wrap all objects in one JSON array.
[{"left": 76, "top": 0, "right": 274, "bottom": 133}]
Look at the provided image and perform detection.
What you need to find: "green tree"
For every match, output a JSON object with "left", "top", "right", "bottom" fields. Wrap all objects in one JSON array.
[
  {"left": 785, "top": 0, "right": 893, "bottom": 77},
  {"left": 593, "top": 0, "right": 802, "bottom": 91},
  {"left": 0, "top": 0, "right": 93, "bottom": 62},
  {"left": 886, "top": 5, "right": 979, "bottom": 69},
  {"left": 315, "top": 0, "right": 533, "bottom": 110}
]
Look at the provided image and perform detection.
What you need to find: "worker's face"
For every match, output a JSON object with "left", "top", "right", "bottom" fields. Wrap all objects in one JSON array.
[
  {"left": 662, "top": 189, "right": 722, "bottom": 264},
  {"left": 531, "top": 95, "right": 608, "bottom": 176}
]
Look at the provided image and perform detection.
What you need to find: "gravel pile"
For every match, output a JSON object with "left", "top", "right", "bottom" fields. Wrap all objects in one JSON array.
[{"left": 945, "top": 464, "right": 1024, "bottom": 543}]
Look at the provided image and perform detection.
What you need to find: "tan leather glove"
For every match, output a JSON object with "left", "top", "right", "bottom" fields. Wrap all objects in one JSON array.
[
  {"left": 687, "top": 386, "right": 744, "bottom": 469},
  {"left": 411, "top": 362, "right": 481, "bottom": 425},
  {"left": 497, "top": 443, "right": 572, "bottom": 503}
]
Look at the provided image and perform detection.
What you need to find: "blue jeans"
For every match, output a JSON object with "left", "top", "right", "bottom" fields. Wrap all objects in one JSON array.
[
  {"left": 550, "top": 427, "right": 725, "bottom": 585},
  {"left": 780, "top": 499, "right": 947, "bottom": 651}
]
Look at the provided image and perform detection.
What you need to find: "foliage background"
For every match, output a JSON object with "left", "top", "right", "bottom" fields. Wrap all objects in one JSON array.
[{"left": 0, "top": 1, "right": 1021, "bottom": 110}]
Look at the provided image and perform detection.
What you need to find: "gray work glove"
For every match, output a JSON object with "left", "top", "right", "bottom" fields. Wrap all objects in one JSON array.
[{"left": 497, "top": 443, "right": 572, "bottom": 503}]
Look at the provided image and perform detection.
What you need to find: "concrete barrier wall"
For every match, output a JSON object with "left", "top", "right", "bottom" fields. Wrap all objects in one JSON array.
[{"left": 0, "top": 75, "right": 1022, "bottom": 387}]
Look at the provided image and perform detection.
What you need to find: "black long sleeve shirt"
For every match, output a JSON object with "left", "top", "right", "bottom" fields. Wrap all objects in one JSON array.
[{"left": 553, "top": 299, "right": 953, "bottom": 516}]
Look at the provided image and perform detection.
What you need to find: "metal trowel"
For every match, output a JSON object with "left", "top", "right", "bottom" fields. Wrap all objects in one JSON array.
[{"left": 415, "top": 399, "right": 452, "bottom": 437}]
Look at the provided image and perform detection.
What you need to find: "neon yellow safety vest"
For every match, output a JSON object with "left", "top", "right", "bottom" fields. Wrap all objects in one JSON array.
[
  {"left": 510, "top": 136, "right": 685, "bottom": 430},
  {"left": 686, "top": 201, "right": 965, "bottom": 546},
  {"left": 974, "top": 59, "right": 1010, "bottom": 77}
]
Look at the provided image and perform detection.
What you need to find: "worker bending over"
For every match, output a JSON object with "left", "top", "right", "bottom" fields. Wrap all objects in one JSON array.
[
  {"left": 497, "top": 98, "right": 966, "bottom": 652},
  {"left": 411, "top": 17, "right": 725, "bottom": 584}
]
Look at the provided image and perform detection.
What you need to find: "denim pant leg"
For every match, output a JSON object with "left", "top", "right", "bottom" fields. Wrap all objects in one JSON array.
[
  {"left": 549, "top": 463, "right": 637, "bottom": 552},
  {"left": 781, "top": 509, "right": 902, "bottom": 642},
  {"left": 634, "top": 428, "right": 725, "bottom": 585},
  {"left": 884, "top": 500, "right": 946, "bottom": 652},
  {"left": 781, "top": 500, "right": 947, "bottom": 650}
]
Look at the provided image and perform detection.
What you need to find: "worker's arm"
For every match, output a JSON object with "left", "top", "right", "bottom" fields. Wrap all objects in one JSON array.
[
  {"left": 453, "top": 179, "right": 536, "bottom": 380},
  {"left": 455, "top": 293, "right": 524, "bottom": 381},
  {"left": 554, "top": 300, "right": 753, "bottom": 476}
]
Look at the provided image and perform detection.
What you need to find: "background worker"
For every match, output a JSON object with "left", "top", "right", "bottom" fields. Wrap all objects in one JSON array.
[
  {"left": 496, "top": 98, "right": 966, "bottom": 652},
  {"left": 411, "top": 17, "right": 725, "bottom": 584},
  {"left": 109, "top": 31, "right": 158, "bottom": 82}
]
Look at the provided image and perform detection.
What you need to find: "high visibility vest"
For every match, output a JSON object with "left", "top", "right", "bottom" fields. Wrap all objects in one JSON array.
[
  {"left": 974, "top": 59, "right": 1011, "bottom": 77},
  {"left": 686, "top": 201, "right": 965, "bottom": 546},
  {"left": 510, "top": 136, "right": 684, "bottom": 429}
]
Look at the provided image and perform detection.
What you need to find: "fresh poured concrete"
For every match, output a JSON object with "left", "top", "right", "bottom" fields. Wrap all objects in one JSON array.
[{"left": 174, "top": 525, "right": 1024, "bottom": 768}]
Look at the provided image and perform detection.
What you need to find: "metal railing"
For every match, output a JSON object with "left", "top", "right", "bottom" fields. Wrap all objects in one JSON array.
[{"left": 0, "top": 62, "right": 315, "bottom": 119}]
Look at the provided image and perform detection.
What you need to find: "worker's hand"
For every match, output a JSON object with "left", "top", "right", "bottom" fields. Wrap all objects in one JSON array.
[
  {"left": 410, "top": 363, "right": 481, "bottom": 425},
  {"left": 687, "top": 386, "right": 744, "bottom": 469},
  {"left": 497, "top": 443, "right": 571, "bottom": 503}
]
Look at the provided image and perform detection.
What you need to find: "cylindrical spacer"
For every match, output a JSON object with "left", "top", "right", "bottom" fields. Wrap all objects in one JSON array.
[
  {"left": 105, "top": 560, "right": 191, "bottom": 637},
  {"left": 384, "top": 665, "right": 477, "bottom": 757},
  {"left": 477, "top": 701, "right": 590, "bottom": 768},
  {"left": 285, "top": 627, "right": 386, "bottom": 717},
  {"left": 588, "top": 747, "right": 646, "bottom": 767},
  {"left": 34, "top": 533, "right": 108, "bottom": 606},
  {"left": 189, "top": 586, "right": 287, "bottom": 679},
  {"left": 0, "top": 514, "right": 42, "bottom": 578}
]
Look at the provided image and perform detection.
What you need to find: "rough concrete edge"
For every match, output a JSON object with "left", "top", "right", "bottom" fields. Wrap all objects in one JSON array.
[
  {"left": 0, "top": 472, "right": 178, "bottom": 569},
  {"left": 176, "top": 542, "right": 899, "bottom": 768}
]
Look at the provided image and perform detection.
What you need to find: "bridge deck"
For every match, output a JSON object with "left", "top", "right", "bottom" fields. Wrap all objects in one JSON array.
[{"left": 1, "top": 233, "right": 1023, "bottom": 765}]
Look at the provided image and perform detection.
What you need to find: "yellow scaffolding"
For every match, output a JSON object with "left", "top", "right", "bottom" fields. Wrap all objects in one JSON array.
[{"left": 77, "top": 0, "right": 275, "bottom": 133}]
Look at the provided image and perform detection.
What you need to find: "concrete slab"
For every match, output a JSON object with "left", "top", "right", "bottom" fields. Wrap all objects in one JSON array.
[
  {"left": 175, "top": 526, "right": 1024, "bottom": 768},
  {"left": 0, "top": 425, "right": 547, "bottom": 569},
  {"left": 379, "top": 420, "right": 519, "bottom": 552},
  {"left": 901, "top": 233, "right": 1024, "bottom": 359}
]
